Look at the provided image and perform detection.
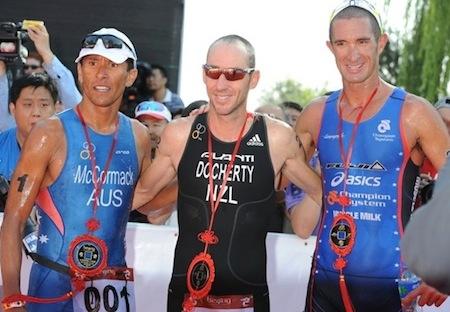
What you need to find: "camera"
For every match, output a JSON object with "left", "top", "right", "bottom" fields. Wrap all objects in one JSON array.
[{"left": 0, "top": 21, "right": 28, "bottom": 63}]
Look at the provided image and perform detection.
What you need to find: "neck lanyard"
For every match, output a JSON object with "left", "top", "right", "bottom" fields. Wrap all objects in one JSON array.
[
  {"left": 337, "top": 85, "right": 379, "bottom": 207},
  {"left": 183, "top": 112, "right": 251, "bottom": 312},
  {"left": 330, "top": 84, "right": 379, "bottom": 312},
  {"left": 202, "top": 112, "right": 251, "bottom": 250},
  {"left": 76, "top": 105, "right": 119, "bottom": 233},
  {"left": 67, "top": 106, "right": 120, "bottom": 280}
]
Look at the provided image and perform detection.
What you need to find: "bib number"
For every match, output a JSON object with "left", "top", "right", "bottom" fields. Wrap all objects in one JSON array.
[{"left": 73, "top": 269, "right": 135, "bottom": 312}]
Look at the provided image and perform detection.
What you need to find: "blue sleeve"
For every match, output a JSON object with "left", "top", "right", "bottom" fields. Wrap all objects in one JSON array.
[
  {"left": 0, "top": 73, "right": 15, "bottom": 132},
  {"left": 168, "top": 93, "right": 185, "bottom": 112},
  {"left": 43, "top": 56, "right": 82, "bottom": 109}
]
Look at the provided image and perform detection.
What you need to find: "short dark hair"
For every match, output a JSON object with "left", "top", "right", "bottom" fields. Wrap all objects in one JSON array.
[
  {"left": 329, "top": 6, "right": 381, "bottom": 41},
  {"left": 280, "top": 101, "right": 302, "bottom": 113},
  {"left": 208, "top": 34, "right": 255, "bottom": 68},
  {"left": 151, "top": 64, "right": 168, "bottom": 78},
  {"left": 10, "top": 73, "right": 58, "bottom": 105}
]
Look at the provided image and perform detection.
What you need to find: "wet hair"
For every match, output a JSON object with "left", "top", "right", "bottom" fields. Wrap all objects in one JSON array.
[
  {"left": 329, "top": 6, "right": 381, "bottom": 41},
  {"left": 280, "top": 101, "right": 303, "bottom": 113},
  {"left": 10, "top": 73, "right": 58, "bottom": 105},
  {"left": 208, "top": 34, "right": 255, "bottom": 68}
]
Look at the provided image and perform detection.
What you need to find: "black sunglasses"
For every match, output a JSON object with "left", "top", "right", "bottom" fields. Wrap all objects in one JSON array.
[
  {"left": 203, "top": 64, "right": 255, "bottom": 81},
  {"left": 81, "top": 34, "right": 135, "bottom": 56}
]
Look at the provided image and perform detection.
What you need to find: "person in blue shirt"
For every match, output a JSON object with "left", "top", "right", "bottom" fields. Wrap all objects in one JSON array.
[
  {"left": 147, "top": 64, "right": 185, "bottom": 115},
  {"left": 0, "top": 73, "right": 58, "bottom": 211},
  {"left": 0, "top": 23, "right": 81, "bottom": 133}
]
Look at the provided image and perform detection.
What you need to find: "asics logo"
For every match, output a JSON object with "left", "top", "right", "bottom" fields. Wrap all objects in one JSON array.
[{"left": 330, "top": 172, "right": 381, "bottom": 187}]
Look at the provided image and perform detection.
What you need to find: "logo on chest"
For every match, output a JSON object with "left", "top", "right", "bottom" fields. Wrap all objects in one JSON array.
[{"left": 373, "top": 119, "right": 396, "bottom": 142}]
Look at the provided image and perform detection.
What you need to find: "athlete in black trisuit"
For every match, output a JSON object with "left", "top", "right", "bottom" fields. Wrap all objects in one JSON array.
[{"left": 133, "top": 34, "right": 322, "bottom": 312}]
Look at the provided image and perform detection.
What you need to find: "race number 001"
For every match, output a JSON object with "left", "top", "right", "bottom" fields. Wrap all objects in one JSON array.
[{"left": 84, "top": 285, "right": 131, "bottom": 312}]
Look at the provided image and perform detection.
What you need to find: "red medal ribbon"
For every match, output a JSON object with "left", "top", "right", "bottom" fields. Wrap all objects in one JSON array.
[
  {"left": 76, "top": 105, "right": 119, "bottom": 233},
  {"left": 183, "top": 113, "right": 251, "bottom": 312},
  {"left": 331, "top": 83, "right": 379, "bottom": 312}
]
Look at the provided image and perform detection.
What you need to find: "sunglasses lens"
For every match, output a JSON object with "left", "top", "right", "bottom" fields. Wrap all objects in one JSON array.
[
  {"left": 205, "top": 67, "right": 222, "bottom": 79},
  {"left": 81, "top": 35, "right": 124, "bottom": 49},
  {"left": 101, "top": 35, "right": 123, "bottom": 49},
  {"left": 82, "top": 35, "right": 99, "bottom": 48},
  {"left": 224, "top": 69, "right": 245, "bottom": 81},
  {"left": 203, "top": 65, "right": 252, "bottom": 81}
]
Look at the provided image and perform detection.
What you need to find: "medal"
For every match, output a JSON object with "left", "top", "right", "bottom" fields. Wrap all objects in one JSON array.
[
  {"left": 68, "top": 234, "right": 108, "bottom": 277},
  {"left": 182, "top": 113, "right": 251, "bottom": 312},
  {"left": 69, "top": 106, "right": 119, "bottom": 277},
  {"left": 328, "top": 84, "right": 379, "bottom": 311},
  {"left": 186, "top": 252, "right": 215, "bottom": 299}
]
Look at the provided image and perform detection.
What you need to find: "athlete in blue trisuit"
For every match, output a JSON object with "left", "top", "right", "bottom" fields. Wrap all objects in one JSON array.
[
  {"left": 294, "top": 1, "right": 450, "bottom": 311},
  {"left": 133, "top": 35, "right": 323, "bottom": 312},
  {"left": 0, "top": 28, "right": 151, "bottom": 311}
]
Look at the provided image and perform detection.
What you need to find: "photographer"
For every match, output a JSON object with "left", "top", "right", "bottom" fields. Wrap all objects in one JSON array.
[
  {"left": 0, "top": 61, "right": 15, "bottom": 131},
  {"left": 27, "top": 23, "right": 81, "bottom": 109},
  {"left": 0, "top": 22, "right": 81, "bottom": 132}
]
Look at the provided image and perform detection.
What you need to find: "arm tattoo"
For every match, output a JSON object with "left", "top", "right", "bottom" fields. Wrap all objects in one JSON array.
[{"left": 17, "top": 174, "right": 28, "bottom": 192}]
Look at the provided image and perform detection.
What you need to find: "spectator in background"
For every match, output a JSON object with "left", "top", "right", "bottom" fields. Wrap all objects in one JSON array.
[
  {"left": 280, "top": 100, "right": 303, "bottom": 127},
  {"left": 278, "top": 100, "right": 321, "bottom": 234},
  {"left": 255, "top": 103, "right": 286, "bottom": 120},
  {"left": 436, "top": 96, "right": 450, "bottom": 133},
  {"left": 130, "top": 100, "right": 177, "bottom": 225},
  {"left": 135, "top": 101, "right": 172, "bottom": 165},
  {"left": 120, "top": 61, "right": 152, "bottom": 117},
  {"left": 0, "top": 23, "right": 82, "bottom": 132},
  {"left": 417, "top": 96, "right": 450, "bottom": 205},
  {"left": 147, "top": 64, "right": 185, "bottom": 114},
  {"left": 0, "top": 73, "right": 58, "bottom": 211},
  {"left": 23, "top": 51, "right": 45, "bottom": 76},
  {"left": 27, "top": 23, "right": 81, "bottom": 109},
  {"left": 0, "top": 61, "right": 15, "bottom": 131}
]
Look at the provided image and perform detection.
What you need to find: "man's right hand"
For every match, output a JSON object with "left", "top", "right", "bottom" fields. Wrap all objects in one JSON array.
[{"left": 26, "top": 24, "right": 54, "bottom": 65}]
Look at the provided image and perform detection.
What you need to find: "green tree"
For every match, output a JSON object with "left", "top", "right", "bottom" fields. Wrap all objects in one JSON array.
[
  {"left": 379, "top": 28, "right": 401, "bottom": 86},
  {"left": 381, "top": 0, "right": 450, "bottom": 103},
  {"left": 259, "top": 79, "right": 326, "bottom": 107}
]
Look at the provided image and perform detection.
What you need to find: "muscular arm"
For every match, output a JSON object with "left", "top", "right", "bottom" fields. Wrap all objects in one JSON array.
[
  {"left": 133, "top": 120, "right": 189, "bottom": 212},
  {"left": 282, "top": 130, "right": 322, "bottom": 238},
  {"left": 294, "top": 98, "right": 326, "bottom": 161},
  {"left": 267, "top": 117, "right": 322, "bottom": 238},
  {"left": 403, "top": 95, "right": 450, "bottom": 170},
  {"left": 0, "top": 120, "right": 58, "bottom": 297}
]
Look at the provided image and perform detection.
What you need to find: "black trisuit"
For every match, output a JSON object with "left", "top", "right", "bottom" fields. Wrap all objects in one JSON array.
[{"left": 167, "top": 113, "right": 283, "bottom": 311}]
